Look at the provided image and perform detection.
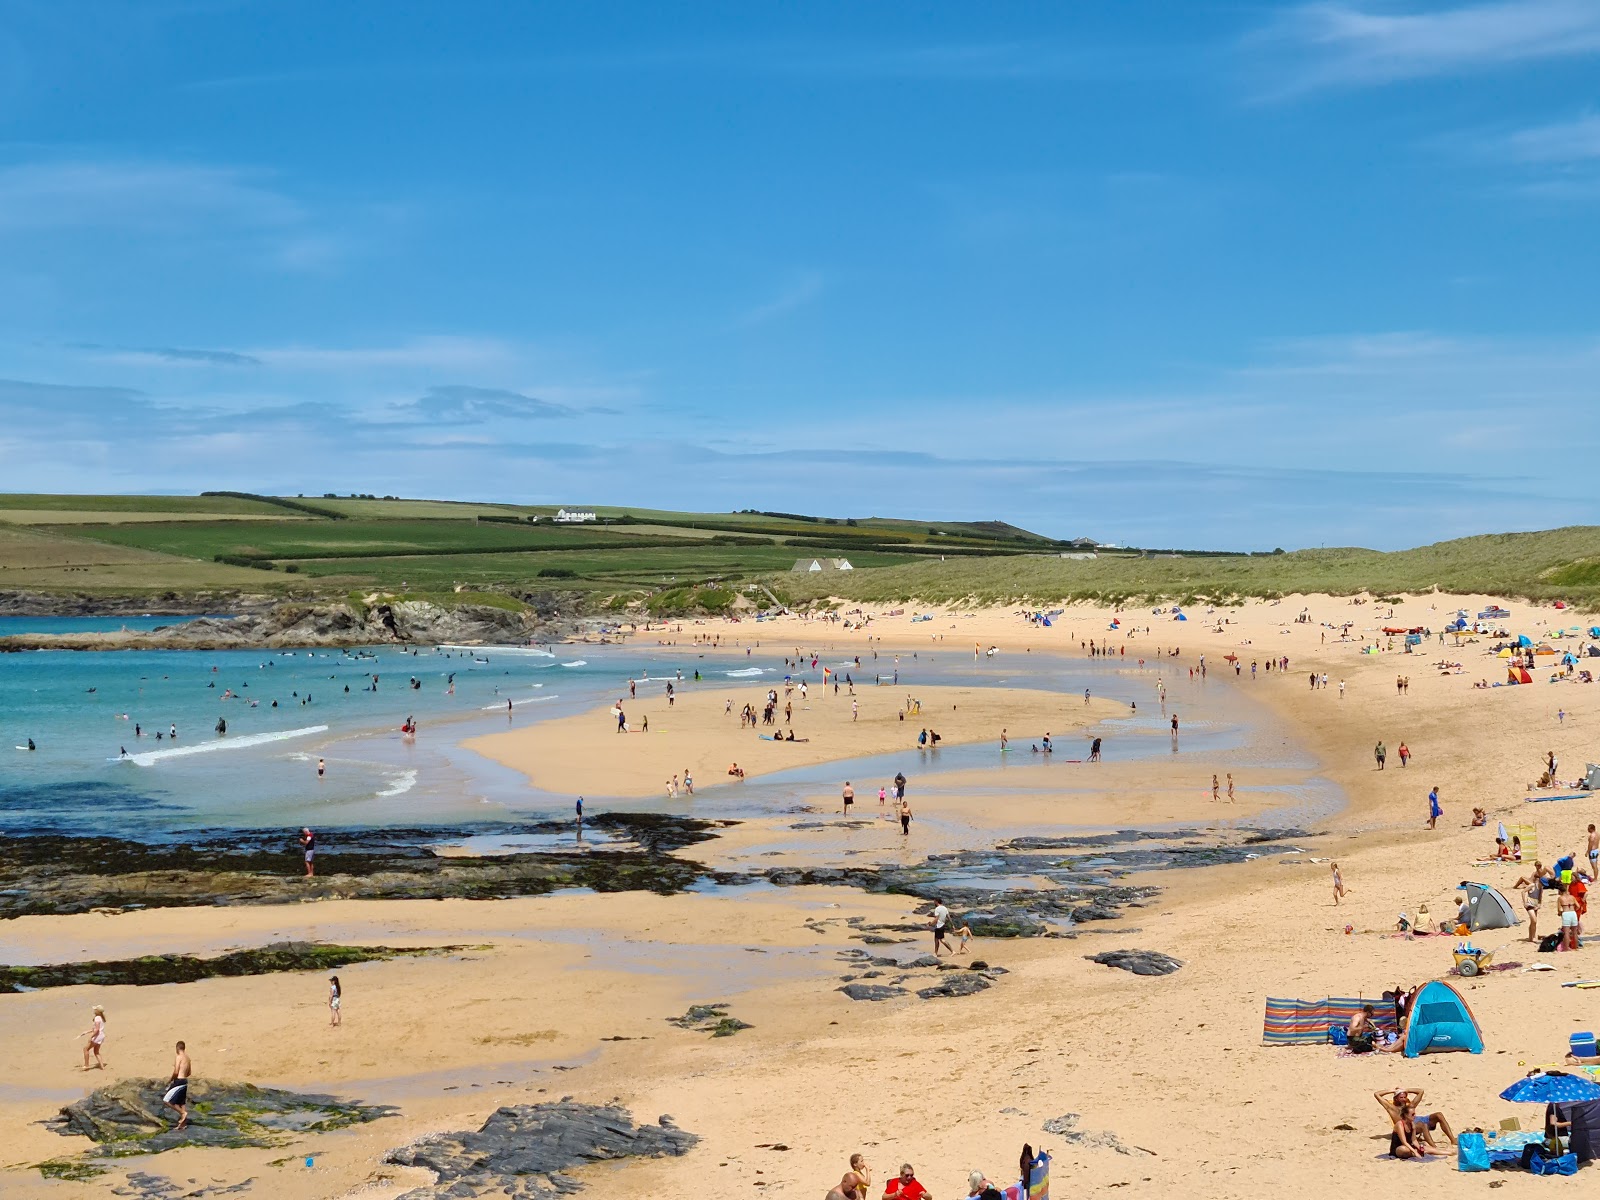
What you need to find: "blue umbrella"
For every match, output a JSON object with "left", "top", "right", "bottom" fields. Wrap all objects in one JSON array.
[{"left": 1500, "top": 1072, "right": 1600, "bottom": 1104}]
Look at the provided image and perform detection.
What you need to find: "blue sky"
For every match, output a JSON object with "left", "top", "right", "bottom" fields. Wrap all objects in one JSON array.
[{"left": 1, "top": 1, "right": 1598, "bottom": 549}]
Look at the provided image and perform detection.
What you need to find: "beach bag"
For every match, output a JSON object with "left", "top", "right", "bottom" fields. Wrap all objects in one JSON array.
[
  {"left": 1328, "top": 1026, "right": 1348, "bottom": 1046},
  {"left": 1540, "top": 932, "right": 1564, "bottom": 953},
  {"left": 1456, "top": 1132, "right": 1490, "bottom": 1172}
]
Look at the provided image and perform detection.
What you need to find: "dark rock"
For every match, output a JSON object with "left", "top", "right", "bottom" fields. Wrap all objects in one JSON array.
[
  {"left": 0, "top": 941, "right": 448, "bottom": 992},
  {"left": 667, "top": 1003, "right": 750, "bottom": 1037},
  {"left": 837, "top": 984, "right": 907, "bottom": 1001},
  {"left": 916, "top": 974, "right": 993, "bottom": 1000},
  {"left": 900, "top": 954, "right": 940, "bottom": 969},
  {"left": 46, "top": 1078, "right": 394, "bottom": 1163},
  {"left": 1086, "top": 950, "right": 1183, "bottom": 977},
  {"left": 968, "top": 960, "right": 989, "bottom": 970},
  {"left": 386, "top": 1101, "right": 697, "bottom": 1199}
]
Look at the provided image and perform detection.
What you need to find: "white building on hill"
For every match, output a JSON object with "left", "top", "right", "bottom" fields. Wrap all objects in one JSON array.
[{"left": 555, "top": 508, "right": 597, "bottom": 523}]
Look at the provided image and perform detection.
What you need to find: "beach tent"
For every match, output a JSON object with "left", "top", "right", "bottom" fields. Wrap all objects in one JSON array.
[
  {"left": 1516, "top": 635, "right": 1534, "bottom": 648},
  {"left": 1518, "top": 667, "right": 1534, "bottom": 684},
  {"left": 1458, "top": 881, "right": 1520, "bottom": 931},
  {"left": 1403, "top": 981, "right": 1484, "bottom": 1057},
  {"left": 1175, "top": 612, "right": 1187, "bottom": 621},
  {"left": 1498, "top": 648, "right": 1513, "bottom": 659}
]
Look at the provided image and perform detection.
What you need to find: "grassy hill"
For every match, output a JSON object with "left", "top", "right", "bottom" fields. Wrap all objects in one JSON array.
[
  {"left": 0, "top": 493, "right": 1061, "bottom": 603},
  {"left": 5, "top": 493, "right": 1596, "bottom": 613},
  {"left": 775, "top": 526, "right": 1600, "bottom": 610}
]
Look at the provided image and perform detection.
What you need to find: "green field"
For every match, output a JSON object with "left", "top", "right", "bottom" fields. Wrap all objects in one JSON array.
[{"left": 7, "top": 493, "right": 1597, "bottom": 613}]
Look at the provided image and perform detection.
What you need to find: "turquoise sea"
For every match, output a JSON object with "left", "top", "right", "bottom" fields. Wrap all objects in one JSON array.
[{"left": 0, "top": 619, "right": 1335, "bottom": 837}]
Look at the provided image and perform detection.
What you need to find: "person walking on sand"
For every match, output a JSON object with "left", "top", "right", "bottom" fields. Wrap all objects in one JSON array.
[
  {"left": 1398, "top": 742, "right": 1410, "bottom": 768},
  {"left": 898, "top": 797, "right": 912, "bottom": 837},
  {"left": 1332, "top": 862, "right": 1347, "bottom": 905},
  {"left": 852, "top": 698, "right": 858, "bottom": 721},
  {"left": 80, "top": 1005, "right": 107, "bottom": 1070},
  {"left": 1426, "top": 787, "right": 1442, "bottom": 830},
  {"left": 931, "top": 897, "right": 952, "bottom": 955},
  {"left": 1212, "top": 774, "right": 1220, "bottom": 802},
  {"left": 841, "top": 781, "right": 854, "bottom": 816},
  {"left": 1227, "top": 773, "right": 1235, "bottom": 801},
  {"left": 878, "top": 785, "right": 886, "bottom": 809},
  {"left": 299, "top": 827, "right": 316, "bottom": 877},
  {"left": 328, "top": 975, "right": 342, "bottom": 1027},
  {"left": 162, "top": 1041, "right": 191, "bottom": 1131},
  {"left": 1514, "top": 864, "right": 1546, "bottom": 943},
  {"left": 1375, "top": 741, "right": 1386, "bottom": 770}
]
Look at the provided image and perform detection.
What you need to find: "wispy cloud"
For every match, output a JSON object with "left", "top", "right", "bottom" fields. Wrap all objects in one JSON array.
[
  {"left": 248, "top": 337, "right": 516, "bottom": 372},
  {"left": 390, "top": 385, "right": 575, "bottom": 423},
  {"left": 735, "top": 271, "right": 825, "bottom": 328},
  {"left": 1500, "top": 112, "right": 1600, "bottom": 162},
  {"left": 72, "top": 343, "right": 263, "bottom": 368},
  {"left": 1256, "top": 0, "right": 1600, "bottom": 91},
  {"left": 0, "top": 160, "right": 300, "bottom": 232}
]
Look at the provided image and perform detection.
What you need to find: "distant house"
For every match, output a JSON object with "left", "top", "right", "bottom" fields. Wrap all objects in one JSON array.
[
  {"left": 555, "top": 508, "right": 597, "bottom": 523},
  {"left": 791, "top": 557, "right": 854, "bottom": 573}
]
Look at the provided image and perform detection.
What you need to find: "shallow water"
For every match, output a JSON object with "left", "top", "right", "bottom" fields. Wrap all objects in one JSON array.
[{"left": 0, "top": 639, "right": 1340, "bottom": 837}]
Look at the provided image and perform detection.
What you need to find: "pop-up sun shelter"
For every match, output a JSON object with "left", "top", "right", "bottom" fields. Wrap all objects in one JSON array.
[
  {"left": 1458, "top": 881, "right": 1520, "bottom": 931},
  {"left": 1404, "top": 980, "right": 1484, "bottom": 1057}
]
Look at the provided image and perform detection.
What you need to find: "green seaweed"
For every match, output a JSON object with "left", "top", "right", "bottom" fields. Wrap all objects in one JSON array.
[{"left": 35, "top": 1158, "right": 110, "bottom": 1181}]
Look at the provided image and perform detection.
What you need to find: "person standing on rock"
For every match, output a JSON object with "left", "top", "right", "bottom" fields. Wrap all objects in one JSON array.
[
  {"left": 80, "top": 1005, "right": 107, "bottom": 1071},
  {"left": 162, "top": 1041, "right": 191, "bottom": 1131},
  {"left": 300, "top": 827, "right": 316, "bottom": 877},
  {"left": 328, "top": 975, "right": 342, "bottom": 1027}
]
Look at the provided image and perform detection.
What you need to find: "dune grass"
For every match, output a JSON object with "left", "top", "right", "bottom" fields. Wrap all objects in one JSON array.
[{"left": 773, "top": 527, "right": 1600, "bottom": 610}]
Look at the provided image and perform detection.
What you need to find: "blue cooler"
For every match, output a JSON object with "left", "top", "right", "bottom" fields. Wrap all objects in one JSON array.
[{"left": 1571, "top": 1031, "right": 1597, "bottom": 1058}]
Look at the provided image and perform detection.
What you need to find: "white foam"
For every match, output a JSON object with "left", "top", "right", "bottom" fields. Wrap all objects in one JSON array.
[
  {"left": 125, "top": 725, "right": 329, "bottom": 766},
  {"left": 376, "top": 769, "right": 418, "bottom": 798},
  {"left": 481, "top": 695, "right": 559, "bottom": 710},
  {"left": 439, "top": 644, "right": 556, "bottom": 657},
  {"left": 561, "top": 660, "right": 587, "bottom": 668},
  {"left": 724, "top": 667, "right": 766, "bottom": 677}
]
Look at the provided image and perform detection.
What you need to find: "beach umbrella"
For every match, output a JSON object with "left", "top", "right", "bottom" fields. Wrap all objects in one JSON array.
[{"left": 1500, "top": 1071, "right": 1600, "bottom": 1105}]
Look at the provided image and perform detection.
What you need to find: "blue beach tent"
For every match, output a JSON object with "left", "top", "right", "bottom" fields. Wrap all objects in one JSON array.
[{"left": 1404, "top": 980, "right": 1484, "bottom": 1058}]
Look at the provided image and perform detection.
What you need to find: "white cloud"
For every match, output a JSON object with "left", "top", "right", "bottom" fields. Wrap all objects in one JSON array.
[
  {"left": 248, "top": 337, "right": 517, "bottom": 372},
  {"left": 1259, "top": 0, "right": 1600, "bottom": 89}
]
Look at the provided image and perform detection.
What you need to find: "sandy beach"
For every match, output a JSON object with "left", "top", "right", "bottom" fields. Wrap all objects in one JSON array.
[{"left": 5, "top": 591, "right": 1600, "bottom": 1198}]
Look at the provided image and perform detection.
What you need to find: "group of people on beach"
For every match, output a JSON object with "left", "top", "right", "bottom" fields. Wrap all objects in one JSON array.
[
  {"left": 824, "top": 1153, "right": 1003, "bottom": 1199},
  {"left": 843, "top": 772, "right": 914, "bottom": 834}
]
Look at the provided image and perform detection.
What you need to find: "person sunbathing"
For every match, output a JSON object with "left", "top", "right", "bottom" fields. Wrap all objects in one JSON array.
[
  {"left": 1378, "top": 1090, "right": 1452, "bottom": 1154},
  {"left": 1471, "top": 808, "right": 1487, "bottom": 827}
]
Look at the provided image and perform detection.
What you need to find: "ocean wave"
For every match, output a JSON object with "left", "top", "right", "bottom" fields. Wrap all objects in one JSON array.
[
  {"left": 123, "top": 725, "right": 329, "bottom": 766},
  {"left": 480, "top": 695, "right": 559, "bottom": 710},
  {"left": 724, "top": 667, "right": 767, "bottom": 677},
  {"left": 376, "top": 769, "right": 418, "bottom": 798},
  {"left": 439, "top": 644, "right": 556, "bottom": 657},
  {"left": 561, "top": 660, "right": 587, "bottom": 668}
]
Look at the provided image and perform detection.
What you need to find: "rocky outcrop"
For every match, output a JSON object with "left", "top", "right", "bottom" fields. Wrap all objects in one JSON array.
[
  {"left": 0, "top": 598, "right": 572, "bottom": 651},
  {"left": 0, "top": 941, "right": 449, "bottom": 992},
  {"left": 386, "top": 1102, "right": 698, "bottom": 1199},
  {"left": 1086, "top": 949, "right": 1184, "bottom": 976},
  {"left": 46, "top": 1078, "right": 394, "bottom": 1156}
]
